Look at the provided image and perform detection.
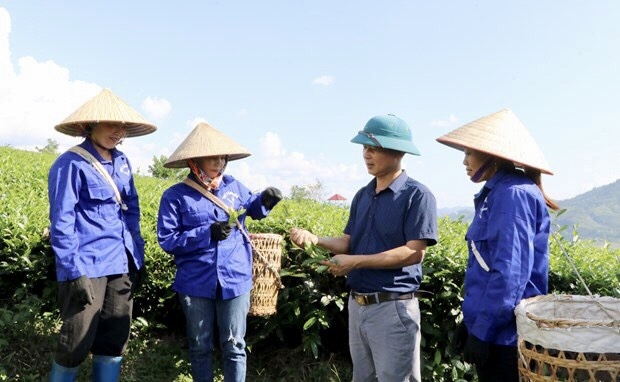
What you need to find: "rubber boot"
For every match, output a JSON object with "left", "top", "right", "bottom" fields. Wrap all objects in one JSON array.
[
  {"left": 49, "top": 360, "right": 79, "bottom": 382},
  {"left": 92, "top": 355, "right": 122, "bottom": 382}
]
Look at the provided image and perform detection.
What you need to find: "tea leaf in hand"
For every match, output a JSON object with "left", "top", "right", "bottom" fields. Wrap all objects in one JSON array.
[{"left": 227, "top": 207, "right": 246, "bottom": 225}]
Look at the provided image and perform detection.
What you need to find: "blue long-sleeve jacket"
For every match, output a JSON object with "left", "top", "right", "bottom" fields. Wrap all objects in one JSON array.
[
  {"left": 157, "top": 174, "right": 267, "bottom": 299},
  {"left": 463, "top": 169, "right": 550, "bottom": 346},
  {"left": 48, "top": 139, "right": 144, "bottom": 282}
]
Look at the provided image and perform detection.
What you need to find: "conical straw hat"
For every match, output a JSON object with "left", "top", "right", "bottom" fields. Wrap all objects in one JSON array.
[
  {"left": 436, "top": 108, "right": 553, "bottom": 175},
  {"left": 54, "top": 88, "right": 157, "bottom": 138},
  {"left": 164, "top": 122, "right": 251, "bottom": 168}
]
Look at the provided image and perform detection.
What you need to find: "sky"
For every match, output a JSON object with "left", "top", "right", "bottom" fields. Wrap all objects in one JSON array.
[{"left": 1, "top": 1, "right": 619, "bottom": 208}]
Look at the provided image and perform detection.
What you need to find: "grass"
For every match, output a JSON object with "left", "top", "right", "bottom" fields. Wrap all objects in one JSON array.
[{"left": 0, "top": 302, "right": 352, "bottom": 382}]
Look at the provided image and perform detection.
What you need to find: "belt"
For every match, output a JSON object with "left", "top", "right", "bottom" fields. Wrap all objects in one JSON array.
[{"left": 351, "top": 291, "right": 421, "bottom": 306}]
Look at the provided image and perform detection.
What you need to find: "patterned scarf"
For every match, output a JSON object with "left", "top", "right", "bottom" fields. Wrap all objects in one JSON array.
[{"left": 188, "top": 159, "right": 223, "bottom": 191}]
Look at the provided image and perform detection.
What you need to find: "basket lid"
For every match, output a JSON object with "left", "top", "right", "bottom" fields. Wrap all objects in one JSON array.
[{"left": 515, "top": 294, "right": 620, "bottom": 353}]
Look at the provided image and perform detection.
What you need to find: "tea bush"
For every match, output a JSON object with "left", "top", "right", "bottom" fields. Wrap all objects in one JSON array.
[
  {"left": 0, "top": 148, "right": 56, "bottom": 305},
  {"left": 1, "top": 146, "right": 619, "bottom": 381}
]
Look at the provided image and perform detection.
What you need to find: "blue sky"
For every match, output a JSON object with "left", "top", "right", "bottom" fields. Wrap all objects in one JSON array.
[{"left": 1, "top": 2, "right": 619, "bottom": 208}]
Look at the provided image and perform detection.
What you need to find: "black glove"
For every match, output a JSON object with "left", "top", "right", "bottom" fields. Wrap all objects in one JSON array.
[
  {"left": 261, "top": 187, "right": 282, "bottom": 210},
  {"left": 131, "top": 265, "right": 148, "bottom": 294},
  {"left": 463, "top": 334, "right": 490, "bottom": 366},
  {"left": 451, "top": 322, "right": 469, "bottom": 354},
  {"left": 211, "top": 221, "right": 232, "bottom": 241},
  {"left": 68, "top": 275, "right": 95, "bottom": 306}
]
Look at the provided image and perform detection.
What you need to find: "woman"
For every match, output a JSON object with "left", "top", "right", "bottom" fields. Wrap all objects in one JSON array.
[
  {"left": 48, "top": 88, "right": 156, "bottom": 381},
  {"left": 436, "top": 108, "right": 559, "bottom": 382},
  {"left": 157, "top": 122, "right": 282, "bottom": 382}
]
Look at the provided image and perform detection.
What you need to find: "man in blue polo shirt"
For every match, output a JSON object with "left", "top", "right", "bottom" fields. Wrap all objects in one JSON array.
[{"left": 290, "top": 114, "right": 438, "bottom": 382}]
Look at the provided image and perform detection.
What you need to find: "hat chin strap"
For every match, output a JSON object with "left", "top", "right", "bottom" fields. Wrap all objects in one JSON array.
[{"left": 470, "top": 157, "right": 494, "bottom": 183}]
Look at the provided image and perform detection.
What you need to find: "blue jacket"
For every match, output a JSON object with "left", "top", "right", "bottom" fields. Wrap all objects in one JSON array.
[
  {"left": 48, "top": 139, "right": 144, "bottom": 281},
  {"left": 344, "top": 170, "right": 438, "bottom": 293},
  {"left": 463, "top": 169, "right": 550, "bottom": 346},
  {"left": 157, "top": 174, "right": 267, "bottom": 299}
]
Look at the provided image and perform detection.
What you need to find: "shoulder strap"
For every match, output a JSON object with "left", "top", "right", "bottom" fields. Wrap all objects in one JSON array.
[
  {"left": 182, "top": 177, "right": 245, "bottom": 232},
  {"left": 182, "top": 177, "right": 232, "bottom": 214},
  {"left": 182, "top": 177, "right": 282, "bottom": 288},
  {"left": 68, "top": 146, "right": 128, "bottom": 211}
]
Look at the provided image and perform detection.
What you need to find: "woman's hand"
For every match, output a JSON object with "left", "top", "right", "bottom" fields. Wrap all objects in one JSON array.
[{"left": 211, "top": 221, "right": 232, "bottom": 241}]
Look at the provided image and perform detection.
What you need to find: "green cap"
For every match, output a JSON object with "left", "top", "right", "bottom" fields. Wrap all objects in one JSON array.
[{"left": 351, "top": 114, "right": 420, "bottom": 155}]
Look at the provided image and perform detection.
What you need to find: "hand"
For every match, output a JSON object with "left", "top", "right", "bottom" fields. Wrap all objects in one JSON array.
[
  {"left": 211, "top": 221, "right": 232, "bottom": 241},
  {"left": 69, "top": 275, "right": 95, "bottom": 306},
  {"left": 451, "top": 322, "right": 468, "bottom": 354},
  {"left": 322, "top": 254, "right": 355, "bottom": 276},
  {"left": 289, "top": 228, "right": 318, "bottom": 248},
  {"left": 131, "top": 265, "right": 148, "bottom": 294},
  {"left": 261, "top": 187, "right": 282, "bottom": 210},
  {"left": 463, "top": 334, "right": 490, "bottom": 366}
]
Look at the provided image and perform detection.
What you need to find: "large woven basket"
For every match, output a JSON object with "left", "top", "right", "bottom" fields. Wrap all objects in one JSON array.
[
  {"left": 248, "top": 233, "right": 283, "bottom": 316},
  {"left": 515, "top": 294, "right": 620, "bottom": 381}
]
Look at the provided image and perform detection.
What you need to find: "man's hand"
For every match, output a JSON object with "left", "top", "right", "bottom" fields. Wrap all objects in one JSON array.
[
  {"left": 322, "top": 254, "right": 355, "bottom": 276},
  {"left": 289, "top": 228, "right": 318, "bottom": 248}
]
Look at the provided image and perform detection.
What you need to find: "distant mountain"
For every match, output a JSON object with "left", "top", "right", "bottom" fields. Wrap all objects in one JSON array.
[
  {"left": 439, "top": 179, "right": 620, "bottom": 248},
  {"left": 554, "top": 179, "right": 620, "bottom": 247},
  {"left": 438, "top": 206, "right": 474, "bottom": 223}
]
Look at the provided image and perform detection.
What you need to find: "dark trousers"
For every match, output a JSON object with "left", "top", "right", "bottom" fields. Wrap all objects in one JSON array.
[
  {"left": 475, "top": 343, "right": 519, "bottom": 382},
  {"left": 54, "top": 274, "right": 133, "bottom": 368}
]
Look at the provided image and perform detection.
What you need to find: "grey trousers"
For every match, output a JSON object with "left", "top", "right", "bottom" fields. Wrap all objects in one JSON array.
[
  {"left": 54, "top": 274, "right": 133, "bottom": 368},
  {"left": 348, "top": 295, "right": 421, "bottom": 382}
]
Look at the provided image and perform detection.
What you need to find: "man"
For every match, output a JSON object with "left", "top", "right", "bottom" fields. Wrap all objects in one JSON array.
[{"left": 290, "top": 114, "right": 437, "bottom": 382}]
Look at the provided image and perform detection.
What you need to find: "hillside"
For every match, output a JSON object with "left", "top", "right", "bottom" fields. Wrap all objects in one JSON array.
[
  {"left": 439, "top": 179, "right": 620, "bottom": 248},
  {"left": 439, "top": 206, "right": 474, "bottom": 223},
  {"left": 554, "top": 179, "right": 620, "bottom": 247}
]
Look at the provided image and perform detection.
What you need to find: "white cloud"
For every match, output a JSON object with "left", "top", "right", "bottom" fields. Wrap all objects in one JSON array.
[
  {"left": 0, "top": 53, "right": 101, "bottom": 148},
  {"left": 312, "top": 75, "right": 334, "bottom": 86},
  {"left": 0, "top": 7, "right": 368, "bottom": 204},
  {"left": 258, "top": 132, "right": 285, "bottom": 158},
  {"left": 0, "top": 8, "right": 162, "bottom": 162},
  {"left": 229, "top": 131, "right": 365, "bottom": 199},
  {"left": 0, "top": 11, "right": 101, "bottom": 150},
  {"left": 0, "top": 9, "right": 100, "bottom": 148},
  {"left": 431, "top": 114, "right": 458, "bottom": 127},
  {"left": 187, "top": 117, "right": 207, "bottom": 128},
  {"left": 0, "top": 8, "right": 12, "bottom": 82},
  {"left": 0, "top": 7, "right": 174, "bottom": 177},
  {"left": 141, "top": 96, "right": 171, "bottom": 121}
]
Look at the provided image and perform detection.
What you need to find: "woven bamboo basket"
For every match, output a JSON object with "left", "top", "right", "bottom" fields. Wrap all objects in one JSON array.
[
  {"left": 248, "top": 233, "right": 283, "bottom": 316},
  {"left": 515, "top": 294, "right": 620, "bottom": 382}
]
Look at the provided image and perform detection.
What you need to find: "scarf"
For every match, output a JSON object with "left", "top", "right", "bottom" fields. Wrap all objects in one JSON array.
[{"left": 188, "top": 159, "right": 223, "bottom": 191}]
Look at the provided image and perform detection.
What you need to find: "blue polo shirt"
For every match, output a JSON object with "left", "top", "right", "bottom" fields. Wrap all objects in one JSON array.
[
  {"left": 157, "top": 174, "right": 267, "bottom": 299},
  {"left": 344, "top": 170, "right": 438, "bottom": 293},
  {"left": 48, "top": 139, "right": 144, "bottom": 281},
  {"left": 463, "top": 168, "right": 550, "bottom": 346}
]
